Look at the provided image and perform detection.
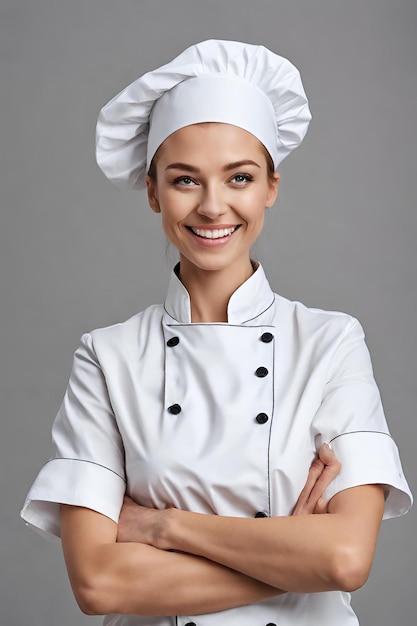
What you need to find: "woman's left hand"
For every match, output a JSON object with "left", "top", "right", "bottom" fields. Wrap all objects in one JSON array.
[{"left": 292, "top": 443, "right": 341, "bottom": 516}]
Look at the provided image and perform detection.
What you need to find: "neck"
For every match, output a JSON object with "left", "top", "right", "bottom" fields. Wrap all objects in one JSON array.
[{"left": 178, "top": 256, "right": 255, "bottom": 323}]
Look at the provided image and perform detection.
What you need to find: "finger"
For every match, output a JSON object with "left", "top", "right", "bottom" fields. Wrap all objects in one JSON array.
[
  {"left": 300, "top": 459, "right": 325, "bottom": 499},
  {"left": 293, "top": 459, "right": 325, "bottom": 514},
  {"left": 313, "top": 497, "right": 329, "bottom": 515},
  {"left": 293, "top": 444, "right": 342, "bottom": 515},
  {"left": 318, "top": 442, "right": 340, "bottom": 468},
  {"left": 305, "top": 445, "right": 341, "bottom": 509},
  {"left": 292, "top": 459, "right": 325, "bottom": 515}
]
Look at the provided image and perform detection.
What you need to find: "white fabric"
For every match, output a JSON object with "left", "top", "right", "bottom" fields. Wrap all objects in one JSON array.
[
  {"left": 96, "top": 39, "right": 311, "bottom": 189},
  {"left": 21, "top": 264, "right": 412, "bottom": 625},
  {"left": 147, "top": 74, "right": 278, "bottom": 170}
]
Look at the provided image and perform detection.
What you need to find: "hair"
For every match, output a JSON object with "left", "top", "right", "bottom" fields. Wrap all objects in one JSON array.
[{"left": 147, "top": 123, "right": 276, "bottom": 182}]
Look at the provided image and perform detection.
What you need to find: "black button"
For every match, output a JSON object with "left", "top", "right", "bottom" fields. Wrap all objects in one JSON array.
[
  {"left": 266, "top": 623, "right": 277, "bottom": 626},
  {"left": 255, "top": 511, "right": 268, "bottom": 518},
  {"left": 255, "top": 366, "right": 268, "bottom": 378},
  {"left": 260, "top": 332, "right": 274, "bottom": 343},
  {"left": 256, "top": 413, "right": 269, "bottom": 424},
  {"left": 184, "top": 623, "right": 196, "bottom": 626},
  {"left": 167, "top": 336, "right": 180, "bottom": 347},
  {"left": 168, "top": 404, "right": 182, "bottom": 415}
]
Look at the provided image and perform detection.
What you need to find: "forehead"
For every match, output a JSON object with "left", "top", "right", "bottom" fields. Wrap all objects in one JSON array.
[{"left": 156, "top": 122, "right": 267, "bottom": 160}]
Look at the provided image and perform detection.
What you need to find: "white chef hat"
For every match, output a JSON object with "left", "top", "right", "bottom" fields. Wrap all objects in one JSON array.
[{"left": 96, "top": 39, "right": 311, "bottom": 190}]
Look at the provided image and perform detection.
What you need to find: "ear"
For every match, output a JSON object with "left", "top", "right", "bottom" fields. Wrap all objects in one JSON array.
[
  {"left": 146, "top": 175, "right": 161, "bottom": 213},
  {"left": 265, "top": 172, "right": 280, "bottom": 208}
]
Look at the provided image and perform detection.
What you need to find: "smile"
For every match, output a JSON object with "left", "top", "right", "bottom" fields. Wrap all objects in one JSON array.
[{"left": 189, "top": 226, "right": 238, "bottom": 239}]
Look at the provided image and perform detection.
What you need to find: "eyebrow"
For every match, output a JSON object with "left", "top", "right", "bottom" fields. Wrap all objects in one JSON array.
[{"left": 164, "top": 159, "right": 261, "bottom": 173}]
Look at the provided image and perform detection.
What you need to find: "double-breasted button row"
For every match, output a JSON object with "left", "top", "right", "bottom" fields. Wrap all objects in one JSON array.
[
  {"left": 256, "top": 333, "right": 273, "bottom": 376},
  {"left": 167, "top": 405, "right": 270, "bottom": 422},
  {"left": 168, "top": 405, "right": 269, "bottom": 423},
  {"left": 167, "top": 332, "right": 273, "bottom": 415},
  {"left": 252, "top": 332, "right": 273, "bottom": 519},
  {"left": 167, "top": 337, "right": 181, "bottom": 414},
  {"left": 169, "top": 333, "right": 273, "bottom": 346}
]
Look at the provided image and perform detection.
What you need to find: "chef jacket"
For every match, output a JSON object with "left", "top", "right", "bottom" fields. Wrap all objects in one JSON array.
[{"left": 21, "top": 263, "right": 412, "bottom": 626}]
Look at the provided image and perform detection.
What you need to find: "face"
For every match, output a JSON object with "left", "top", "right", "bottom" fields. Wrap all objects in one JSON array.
[{"left": 146, "top": 123, "right": 279, "bottom": 276}]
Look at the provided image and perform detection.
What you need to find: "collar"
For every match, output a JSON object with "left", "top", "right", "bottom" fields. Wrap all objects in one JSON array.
[{"left": 164, "top": 262, "right": 275, "bottom": 324}]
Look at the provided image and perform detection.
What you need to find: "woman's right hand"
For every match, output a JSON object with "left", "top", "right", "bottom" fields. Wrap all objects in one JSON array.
[{"left": 292, "top": 443, "right": 341, "bottom": 516}]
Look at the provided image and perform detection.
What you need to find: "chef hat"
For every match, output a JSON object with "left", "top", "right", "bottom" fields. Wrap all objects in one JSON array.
[{"left": 96, "top": 39, "right": 311, "bottom": 190}]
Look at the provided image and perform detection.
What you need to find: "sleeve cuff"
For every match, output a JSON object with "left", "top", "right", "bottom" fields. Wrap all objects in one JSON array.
[
  {"left": 323, "top": 431, "right": 413, "bottom": 520},
  {"left": 20, "top": 457, "right": 126, "bottom": 538}
]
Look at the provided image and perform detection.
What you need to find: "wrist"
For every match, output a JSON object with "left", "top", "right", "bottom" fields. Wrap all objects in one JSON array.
[{"left": 155, "top": 507, "right": 179, "bottom": 551}]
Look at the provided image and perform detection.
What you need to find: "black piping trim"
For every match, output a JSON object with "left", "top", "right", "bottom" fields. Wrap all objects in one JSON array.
[
  {"left": 165, "top": 323, "right": 275, "bottom": 329},
  {"left": 163, "top": 304, "right": 184, "bottom": 322},
  {"left": 266, "top": 336, "right": 275, "bottom": 517},
  {"left": 329, "top": 431, "right": 393, "bottom": 444},
  {"left": 45, "top": 457, "right": 126, "bottom": 482},
  {"left": 163, "top": 295, "right": 276, "bottom": 325},
  {"left": 242, "top": 295, "right": 275, "bottom": 324}
]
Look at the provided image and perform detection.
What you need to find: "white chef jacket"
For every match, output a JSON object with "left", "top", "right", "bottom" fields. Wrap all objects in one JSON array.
[{"left": 21, "top": 263, "right": 412, "bottom": 626}]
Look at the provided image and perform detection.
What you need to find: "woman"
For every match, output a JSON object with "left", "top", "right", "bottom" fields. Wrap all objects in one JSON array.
[{"left": 21, "top": 40, "right": 412, "bottom": 625}]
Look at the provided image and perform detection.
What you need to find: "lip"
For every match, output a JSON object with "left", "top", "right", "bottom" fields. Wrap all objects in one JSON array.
[
  {"left": 186, "top": 224, "right": 241, "bottom": 247},
  {"left": 186, "top": 224, "right": 239, "bottom": 230}
]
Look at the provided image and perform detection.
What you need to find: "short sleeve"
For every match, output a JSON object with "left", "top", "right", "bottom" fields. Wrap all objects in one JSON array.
[
  {"left": 313, "top": 318, "right": 412, "bottom": 520},
  {"left": 20, "top": 333, "right": 126, "bottom": 538}
]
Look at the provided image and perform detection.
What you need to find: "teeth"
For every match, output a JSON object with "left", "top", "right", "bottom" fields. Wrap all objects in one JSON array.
[{"left": 191, "top": 226, "right": 236, "bottom": 239}]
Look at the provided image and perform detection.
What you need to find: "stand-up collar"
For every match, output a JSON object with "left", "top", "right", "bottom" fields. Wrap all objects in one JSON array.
[{"left": 164, "top": 263, "right": 275, "bottom": 325}]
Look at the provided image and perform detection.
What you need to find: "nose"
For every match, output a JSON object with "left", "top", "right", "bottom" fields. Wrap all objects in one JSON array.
[{"left": 197, "top": 183, "right": 227, "bottom": 219}]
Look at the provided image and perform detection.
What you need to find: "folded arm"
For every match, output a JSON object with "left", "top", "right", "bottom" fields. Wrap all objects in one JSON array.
[
  {"left": 60, "top": 444, "right": 382, "bottom": 617},
  {"left": 115, "top": 444, "right": 384, "bottom": 595},
  {"left": 155, "top": 483, "right": 384, "bottom": 594},
  {"left": 60, "top": 505, "right": 282, "bottom": 616}
]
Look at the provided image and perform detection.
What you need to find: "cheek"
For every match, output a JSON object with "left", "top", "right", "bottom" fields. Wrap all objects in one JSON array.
[
  {"left": 239, "top": 192, "right": 267, "bottom": 224},
  {"left": 254, "top": 210, "right": 266, "bottom": 231},
  {"left": 160, "top": 203, "right": 188, "bottom": 242},
  {"left": 247, "top": 182, "right": 271, "bottom": 205},
  {"left": 160, "top": 212, "right": 178, "bottom": 237}
]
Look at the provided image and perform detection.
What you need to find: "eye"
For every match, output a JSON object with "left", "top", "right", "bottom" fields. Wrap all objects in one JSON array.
[
  {"left": 231, "top": 173, "right": 253, "bottom": 185},
  {"left": 173, "top": 176, "right": 198, "bottom": 187}
]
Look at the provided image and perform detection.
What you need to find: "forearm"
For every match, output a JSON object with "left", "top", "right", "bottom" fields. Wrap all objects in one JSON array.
[
  {"left": 89, "top": 542, "right": 283, "bottom": 616},
  {"left": 164, "top": 510, "right": 342, "bottom": 593},
  {"left": 60, "top": 505, "right": 283, "bottom": 617},
  {"left": 160, "top": 486, "right": 385, "bottom": 594}
]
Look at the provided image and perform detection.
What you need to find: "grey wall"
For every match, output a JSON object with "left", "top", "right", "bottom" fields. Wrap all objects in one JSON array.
[{"left": 1, "top": 1, "right": 416, "bottom": 624}]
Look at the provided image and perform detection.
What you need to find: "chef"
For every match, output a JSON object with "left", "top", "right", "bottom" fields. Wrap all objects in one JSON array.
[{"left": 21, "top": 40, "right": 412, "bottom": 626}]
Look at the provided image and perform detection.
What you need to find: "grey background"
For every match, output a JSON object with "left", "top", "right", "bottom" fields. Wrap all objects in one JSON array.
[{"left": 1, "top": 1, "right": 416, "bottom": 624}]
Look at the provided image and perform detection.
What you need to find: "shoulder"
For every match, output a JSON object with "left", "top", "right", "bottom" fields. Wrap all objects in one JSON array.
[
  {"left": 273, "top": 291, "right": 358, "bottom": 327},
  {"left": 79, "top": 302, "right": 165, "bottom": 359},
  {"left": 272, "top": 292, "right": 363, "bottom": 347}
]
